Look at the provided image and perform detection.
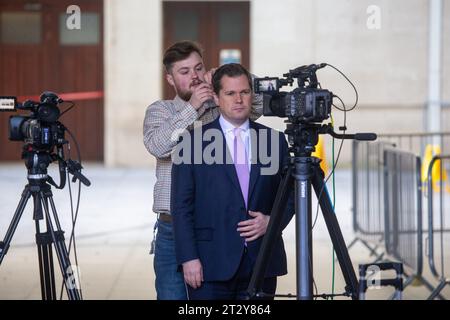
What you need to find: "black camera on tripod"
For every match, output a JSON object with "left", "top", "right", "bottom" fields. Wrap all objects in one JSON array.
[
  {"left": 7, "top": 92, "right": 63, "bottom": 148},
  {"left": 0, "top": 91, "right": 90, "bottom": 185},
  {"left": 254, "top": 63, "right": 332, "bottom": 123},
  {"left": 248, "top": 64, "right": 379, "bottom": 300},
  {"left": 0, "top": 91, "right": 89, "bottom": 300}
]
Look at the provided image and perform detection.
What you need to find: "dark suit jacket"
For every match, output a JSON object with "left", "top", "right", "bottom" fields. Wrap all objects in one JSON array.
[{"left": 171, "top": 118, "right": 294, "bottom": 282}]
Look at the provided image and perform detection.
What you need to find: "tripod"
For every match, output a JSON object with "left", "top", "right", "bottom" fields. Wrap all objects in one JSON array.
[
  {"left": 0, "top": 152, "right": 83, "bottom": 300},
  {"left": 247, "top": 122, "right": 376, "bottom": 300}
]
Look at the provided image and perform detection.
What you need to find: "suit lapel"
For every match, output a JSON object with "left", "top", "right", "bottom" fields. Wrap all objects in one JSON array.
[{"left": 248, "top": 121, "right": 262, "bottom": 202}]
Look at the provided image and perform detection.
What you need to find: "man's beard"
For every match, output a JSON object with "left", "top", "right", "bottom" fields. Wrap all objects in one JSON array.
[
  {"left": 178, "top": 90, "right": 192, "bottom": 101},
  {"left": 177, "top": 79, "right": 203, "bottom": 101}
]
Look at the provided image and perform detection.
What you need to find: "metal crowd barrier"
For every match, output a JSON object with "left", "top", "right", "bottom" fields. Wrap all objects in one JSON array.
[
  {"left": 351, "top": 132, "right": 450, "bottom": 299},
  {"left": 427, "top": 155, "right": 450, "bottom": 300},
  {"left": 350, "top": 140, "right": 393, "bottom": 260},
  {"left": 383, "top": 148, "right": 426, "bottom": 290},
  {"left": 377, "top": 132, "right": 450, "bottom": 157}
]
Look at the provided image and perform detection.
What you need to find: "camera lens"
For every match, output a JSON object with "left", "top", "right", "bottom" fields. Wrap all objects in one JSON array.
[
  {"left": 37, "top": 103, "right": 60, "bottom": 122},
  {"left": 8, "top": 116, "right": 27, "bottom": 141}
]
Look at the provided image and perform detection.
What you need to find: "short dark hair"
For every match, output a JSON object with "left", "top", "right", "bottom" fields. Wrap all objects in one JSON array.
[
  {"left": 212, "top": 63, "right": 253, "bottom": 94},
  {"left": 163, "top": 41, "right": 203, "bottom": 73}
]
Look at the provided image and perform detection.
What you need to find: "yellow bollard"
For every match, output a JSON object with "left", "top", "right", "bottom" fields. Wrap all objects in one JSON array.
[
  {"left": 421, "top": 144, "right": 450, "bottom": 193},
  {"left": 431, "top": 156, "right": 450, "bottom": 194},
  {"left": 421, "top": 144, "right": 434, "bottom": 183},
  {"left": 313, "top": 136, "right": 329, "bottom": 176}
]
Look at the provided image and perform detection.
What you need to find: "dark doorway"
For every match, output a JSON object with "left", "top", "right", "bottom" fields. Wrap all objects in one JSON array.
[
  {"left": 0, "top": 0, "right": 104, "bottom": 161},
  {"left": 162, "top": 1, "right": 250, "bottom": 100}
]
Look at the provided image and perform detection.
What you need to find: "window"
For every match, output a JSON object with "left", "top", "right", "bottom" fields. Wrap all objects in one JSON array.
[
  {"left": 173, "top": 11, "right": 199, "bottom": 41},
  {"left": 0, "top": 12, "right": 41, "bottom": 44},
  {"left": 59, "top": 12, "right": 99, "bottom": 45},
  {"left": 218, "top": 11, "right": 243, "bottom": 42}
]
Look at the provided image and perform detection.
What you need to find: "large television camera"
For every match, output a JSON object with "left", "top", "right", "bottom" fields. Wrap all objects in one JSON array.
[
  {"left": 254, "top": 63, "right": 332, "bottom": 123},
  {"left": 2, "top": 92, "right": 64, "bottom": 149},
  {"left": 0, "top": 92, "right": 89, "bottom": 186}
]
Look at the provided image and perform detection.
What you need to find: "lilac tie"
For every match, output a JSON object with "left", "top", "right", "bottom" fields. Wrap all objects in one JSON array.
[{"left": 233, "top": 128, "right": 250, "bottom": 208}]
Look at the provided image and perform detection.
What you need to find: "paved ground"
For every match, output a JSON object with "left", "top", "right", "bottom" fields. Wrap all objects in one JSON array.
[{"left": 0, "top": 163, "right": 449, "bottom": 300}]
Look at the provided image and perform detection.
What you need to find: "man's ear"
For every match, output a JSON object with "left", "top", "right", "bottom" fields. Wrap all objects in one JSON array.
[
  {"left": 213, "top": 92, "right": 220, "bottom": 106},
  {"left": 166, "top": 73, "right": 175, "bottom": 87}
]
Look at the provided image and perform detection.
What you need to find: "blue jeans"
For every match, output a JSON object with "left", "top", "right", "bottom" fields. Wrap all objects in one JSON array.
[{"left": 153, "top": 220, "right": 187, "bottom": 300}]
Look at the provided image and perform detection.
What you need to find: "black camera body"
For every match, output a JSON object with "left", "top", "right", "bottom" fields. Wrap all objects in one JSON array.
[
  {"left": 9, "top": 117, "right": 62, "bottom": 148},
  {"left": 254, "top": 64, "right": 332, "bottom": 123},
  {"left": 259, "top": 87, "right": 332, "bottom": 122},
  {"left": 6, "top": 92, "right": 63, "bottom": 149},
  {"left": 0, "top": 91, "right": 90, "bottom": 190}
]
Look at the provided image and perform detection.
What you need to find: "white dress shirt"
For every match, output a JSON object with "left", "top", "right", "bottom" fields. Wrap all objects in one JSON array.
[{"left": 219, "top": 116, "right": 252, "bottom": 172}]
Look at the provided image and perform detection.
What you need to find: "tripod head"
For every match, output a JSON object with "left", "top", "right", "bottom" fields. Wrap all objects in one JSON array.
[
  {"left": 21, "top": 126, "right": 90, "bottom": 189},
  {"left": 285, "top": 121, "right": 377, "bottom": 157}
]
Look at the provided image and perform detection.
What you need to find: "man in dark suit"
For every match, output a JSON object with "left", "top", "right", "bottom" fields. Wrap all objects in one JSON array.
[{"left": 171, "top": 63, "right": 293, "bottom": 300}]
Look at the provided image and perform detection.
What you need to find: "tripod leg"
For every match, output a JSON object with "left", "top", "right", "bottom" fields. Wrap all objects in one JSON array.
[
  {"left": 39, "top": 188, "right": 81, "bottom": 300},
  {"left": 294, "top": 157, "right": 315, "bottom": 299},
  {"left": 35, "top": 219, "right": 57, "bottom": 300},
  {"left": 0, "top": 186, "right": 31, "bottom": 265},
  {"left": 311, "top": 165, "right": 359, "bottom": 299},
  {"left": 247, "top": 165, "right": 294, "bottom": 299}
]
